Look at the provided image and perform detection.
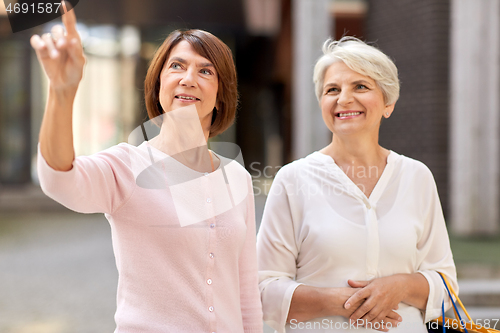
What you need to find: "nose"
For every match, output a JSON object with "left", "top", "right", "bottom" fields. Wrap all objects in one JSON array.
[
  {"left": 179, "top": 68, "right": 196, "bottom": 87},
  {"left": 337, "top": 89, "right": 354, "bottom": 106}
]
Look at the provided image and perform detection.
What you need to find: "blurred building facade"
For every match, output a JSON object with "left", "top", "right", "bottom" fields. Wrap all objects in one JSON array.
[
  {"left": 449, "top": 0, "right": 500, "bottom": 236},
  {"left": 365, "top": 0, "right": 451, "bottom": 218},
  {"left": 0, "top": 0, "right": 499, "bottom": 236},
  {"left": 363, "top": 0, "right": 500, "bottom": 236}
]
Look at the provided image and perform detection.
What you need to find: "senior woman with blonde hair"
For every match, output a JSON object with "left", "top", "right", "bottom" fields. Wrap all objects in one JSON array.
[{"left": 257, "top": 36, "right": 457, "bottom": 332}]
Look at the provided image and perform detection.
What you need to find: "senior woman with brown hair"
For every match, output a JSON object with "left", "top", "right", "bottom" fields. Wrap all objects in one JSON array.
[
  {"left": 30, "top": 3, "right": 263, "bottom": 332},
  {"left": 257, "top": 36, "right": 457, "bottom": 333}
]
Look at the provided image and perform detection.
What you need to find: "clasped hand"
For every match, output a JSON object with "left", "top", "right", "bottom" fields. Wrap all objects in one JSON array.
[{"left": 344, "top": 275, "right": 406, "bottom": 332}]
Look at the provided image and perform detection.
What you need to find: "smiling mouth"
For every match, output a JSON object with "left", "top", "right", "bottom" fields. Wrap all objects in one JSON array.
[
  {"left": 175, "top": 95, "right": 200, "bottom": 101},
  {"left": 336, "top": 112, "right": 362, "bottom": 117}
]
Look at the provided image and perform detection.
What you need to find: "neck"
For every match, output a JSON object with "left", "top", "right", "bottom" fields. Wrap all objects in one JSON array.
[
  {"left": 149, "top": 106, "right": 214, "bottom": 172},
  {"left": 200, "top": 114, "right": 212, "bottom": 143},
  {"left": 321, "top": 131, "right": 388, "bottom": 167}
]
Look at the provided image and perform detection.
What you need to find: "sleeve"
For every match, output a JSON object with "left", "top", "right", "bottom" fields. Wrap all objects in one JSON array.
[
  {"left": 37, "top": 143, "right": 135, "bottom": 215},
  {"left": 256, "top": 168, "right": 303, "bottom": 333},
  {"left": 415, "top": 165, "right": 458, "bottom": 323},
  {"left": 239, "top": 173, "right": 264, "bottom": 333}
]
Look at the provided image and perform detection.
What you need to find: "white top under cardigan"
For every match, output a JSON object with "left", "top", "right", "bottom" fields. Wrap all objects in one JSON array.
[{"left": 257, "top": 151, "right": 457, "bottom": 333}]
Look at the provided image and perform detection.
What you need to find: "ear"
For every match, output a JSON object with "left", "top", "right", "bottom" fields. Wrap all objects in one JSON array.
[{"left": 384, "top": 102, "right": 395, "bottom": 118}]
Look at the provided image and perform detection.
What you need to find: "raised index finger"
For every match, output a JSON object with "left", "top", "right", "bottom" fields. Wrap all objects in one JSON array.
[{"left": 61, "top": 1, "right": 79, "bottom": 39}]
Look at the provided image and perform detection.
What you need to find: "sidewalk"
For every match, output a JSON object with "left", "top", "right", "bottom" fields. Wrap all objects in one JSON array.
[
  {"left": 0, "top": 211, "right": 117, "bottom": 333},
  {"left": 0, "top": 184, "right": 66, "bottom": 212},
  {"left": 1, "top": 188, "right": 499, "bottom": 332},
  {"left": 0, "top": 186, "right": 274, "bottom": 333}
]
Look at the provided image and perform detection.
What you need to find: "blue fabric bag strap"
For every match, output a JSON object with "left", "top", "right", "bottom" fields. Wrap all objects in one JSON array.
[
  {"left": 441, "top": 301, "right": 445, "bottom": 333},
  {"left": 439, "top": 273, "right": 468, "bottom": 333}
]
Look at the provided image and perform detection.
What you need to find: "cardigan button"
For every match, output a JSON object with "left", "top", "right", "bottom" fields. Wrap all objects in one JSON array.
[{"left": 208, "top": 306, "right": 214, "bottom": 312}]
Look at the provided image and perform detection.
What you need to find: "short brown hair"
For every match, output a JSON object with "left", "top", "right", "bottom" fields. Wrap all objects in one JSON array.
[{"left": 144, "top": 29, "right": 238, "bottom": 138}]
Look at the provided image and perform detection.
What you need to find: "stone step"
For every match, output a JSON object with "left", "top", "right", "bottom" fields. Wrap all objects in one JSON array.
[
  {"left": 459, "top": 280, "right": 500, "bottom": 293},
  {"left": 458, "top": 280, "right": 500, "bottom": 307},
  {"left": 457, "top": 264, "right": 500, "bottom": 280},
  {"left": 0, "top": 185, "right": 68, "bottom": 212}
]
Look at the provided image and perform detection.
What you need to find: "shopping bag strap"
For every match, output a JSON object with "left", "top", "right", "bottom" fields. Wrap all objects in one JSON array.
[
  {"left": 442, "top": 273, "right": 461, "bottom": 321},
  {"left": 441, "top": 300, "right": 445, "bottom": 333},
  {"left": 438, "top": 272, "right": 473, "bottom": 323},
  {"left": 438, "top": 272, "right": 470, "bottom": 332}
]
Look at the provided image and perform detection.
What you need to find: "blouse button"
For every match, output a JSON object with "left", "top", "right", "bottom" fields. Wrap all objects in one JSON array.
[
  {"left": 210, "top": 223, "right": 215, "bottom": 229},
  {"left": 207, "top": 279, "right": 212, "bottom": 285},
  {"left": 204, "top": 172, "right": 209, "bottom": 176},
  {"left": 208, "top": 306, "right": 214, "bottom": 312},
  {"left": 209, "top": 253, "right": 214, "bottom": 259},
  {"left": 206, "top": 198, "right": 212, "bottom": 203}
]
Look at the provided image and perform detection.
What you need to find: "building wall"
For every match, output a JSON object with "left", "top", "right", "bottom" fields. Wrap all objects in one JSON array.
[
  {"left": 366, "top": 0, "right": 451, "bottom": 215},
  {"left": 449, "top": 0, "right": 500, "bottom": 235}
]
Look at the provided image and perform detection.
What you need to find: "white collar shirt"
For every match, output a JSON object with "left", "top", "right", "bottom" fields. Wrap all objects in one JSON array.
[{"left": 257, "top": 151, "right": 457, "bottom": 333}]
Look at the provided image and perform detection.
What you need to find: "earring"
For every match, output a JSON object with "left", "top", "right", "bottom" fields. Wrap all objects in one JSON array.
[{"left": 385, "top": 112, "right": 390, "bottom": 117}]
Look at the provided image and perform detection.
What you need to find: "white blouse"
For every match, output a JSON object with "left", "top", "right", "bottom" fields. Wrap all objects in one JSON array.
[{"left": 257, "top": 151, "right": 457, "bottom": 333}]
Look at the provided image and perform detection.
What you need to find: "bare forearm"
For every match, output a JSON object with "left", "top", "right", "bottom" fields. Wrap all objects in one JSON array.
[
  {"left": 32, "top": 3, "right": 85, "bottom": 172},
  {"left": 399, "top": 273, "right": 429, "bottom": 310},
  {"left": 287, "top": 285, "right": 349, "bottom": 323},
  {"left": 39, "top": 87, "right": 77, "bottom": 171}
]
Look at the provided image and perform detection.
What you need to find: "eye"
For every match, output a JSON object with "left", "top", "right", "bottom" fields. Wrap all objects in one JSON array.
[
  {"left": 170, "top": 62, "right": 182, "bottom": 70},
  {"left": 325, "top": 87, "right": 339, "bottom": 94},
  {"left": 200, "top": 68, "right": 213, "bottom": 75},
  {"left": 356, "top": 84, "right": 368, "bottom": 90}
]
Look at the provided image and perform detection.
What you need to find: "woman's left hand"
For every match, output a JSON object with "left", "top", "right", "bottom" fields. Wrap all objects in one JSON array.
[{"left": 344, "top": 275, "right": 406, "bottom": 328}]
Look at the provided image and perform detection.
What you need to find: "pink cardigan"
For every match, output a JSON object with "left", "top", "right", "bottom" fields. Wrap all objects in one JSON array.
[{"left": 37, "top": 142, "right": 263, "bottom": 333}]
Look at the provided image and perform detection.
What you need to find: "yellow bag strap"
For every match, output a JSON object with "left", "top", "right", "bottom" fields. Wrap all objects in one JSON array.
[{"left": 438, "top": 272, "right": 474, "bottom": 324}]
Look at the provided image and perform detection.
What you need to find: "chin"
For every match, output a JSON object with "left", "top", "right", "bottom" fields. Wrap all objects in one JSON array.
[{"left": 333, "top": 125, "right": 364, "bottom": 136}]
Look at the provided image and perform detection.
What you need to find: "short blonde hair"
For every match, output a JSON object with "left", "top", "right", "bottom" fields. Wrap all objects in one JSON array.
[{"left": 313, "top": 36, "right": 400, "bottom": 105}]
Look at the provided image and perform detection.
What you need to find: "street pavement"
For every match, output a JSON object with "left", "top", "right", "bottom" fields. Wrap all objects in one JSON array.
[
  {"left": 1, "top": 191, "right": 498, "bottom": 333},
  {"left": 0, "top": 193, "right": 274, "bottom": 333},
  {"left": 0, "top": 211, "right": 117, "bottom": 333}
]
